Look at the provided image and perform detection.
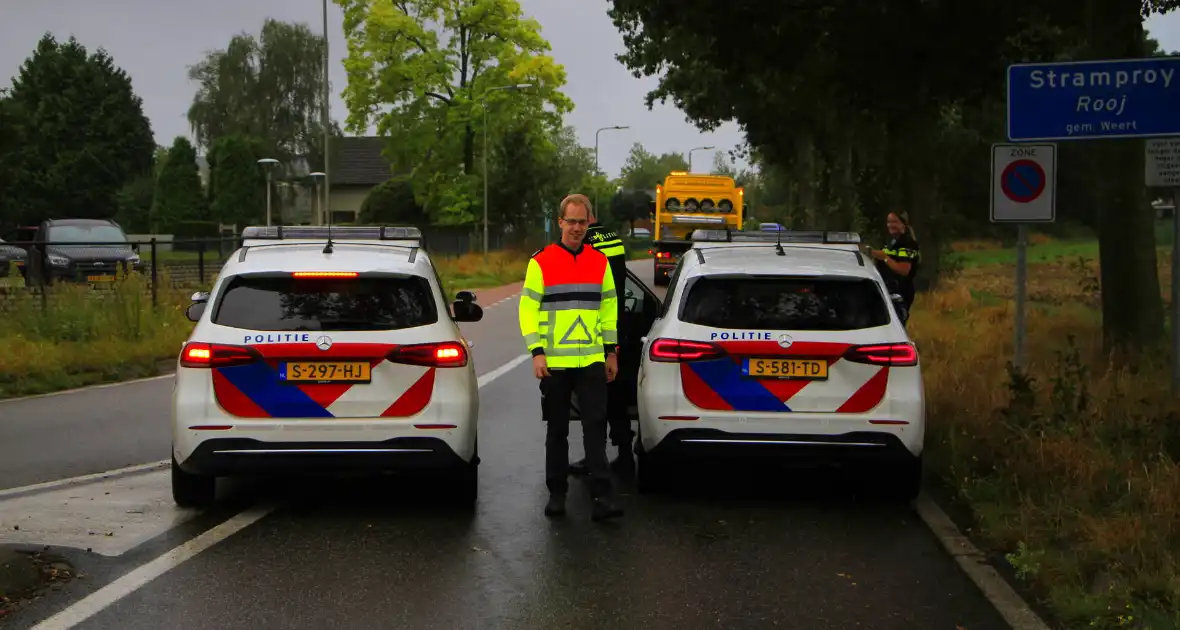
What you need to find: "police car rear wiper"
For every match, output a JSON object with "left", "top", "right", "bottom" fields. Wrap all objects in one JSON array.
[{"left": 317, "top": 319, "right": 397, "bottom": 330}]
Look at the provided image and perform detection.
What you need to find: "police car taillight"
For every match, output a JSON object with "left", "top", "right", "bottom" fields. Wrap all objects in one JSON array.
[
  {"left": 843, "top": 343, "right": 918, "bottom": 367},
  {"left": 649, "top": 338, "right": 725, "bottom": 362},
  {"left": 387, "top": 341, "right": 468, "bottom": 368},
  {"left": 179, "top": 342, "right": 260, "bottom": 368}
]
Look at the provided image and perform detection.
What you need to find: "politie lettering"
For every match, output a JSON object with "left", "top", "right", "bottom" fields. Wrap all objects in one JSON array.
[
  {"left": 244, "top": 333, "right": 311, "bottom": 344},
  {"left": 709, "top": 331, "right": 773, "bottom": 341}
]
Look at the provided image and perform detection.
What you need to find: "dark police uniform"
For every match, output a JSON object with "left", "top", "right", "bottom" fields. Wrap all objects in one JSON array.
[
  {"left": 875, "top": 232, "right": 920, "bottom": 321},
  {"left": 570, "top": 222, "right": 632, "bottom": 473}
]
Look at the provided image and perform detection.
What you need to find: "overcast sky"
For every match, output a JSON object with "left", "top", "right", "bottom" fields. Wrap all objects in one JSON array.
[{"left": 2, "top": 2, "right": 1180, "bottom": 180}]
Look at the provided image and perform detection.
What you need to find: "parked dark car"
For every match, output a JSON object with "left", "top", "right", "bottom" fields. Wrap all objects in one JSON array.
[
  {"left": 3, "top": 219, "right": 143, "bottom": 286},
  {"left": 0, "top": 237, "right": 27, "bottom": 278}
]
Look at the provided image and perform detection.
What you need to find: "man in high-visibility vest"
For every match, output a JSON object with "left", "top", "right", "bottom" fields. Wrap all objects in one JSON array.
[
  {"left": 520, "top": 193, "right": 624, "bottom": 522},
  {"left": 569, "top": 206, "right": 633, "bottom": 476}
]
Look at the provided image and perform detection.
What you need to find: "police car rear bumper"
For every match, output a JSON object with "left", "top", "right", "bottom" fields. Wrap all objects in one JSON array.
[
  {"left": 177, "top": 437, "right": 470, "bottom": 476},
  {"left": 645, "top": 428, "right": 918, "bottom": 466}
]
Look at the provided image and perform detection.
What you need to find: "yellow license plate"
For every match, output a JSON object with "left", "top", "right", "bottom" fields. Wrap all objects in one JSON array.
[
  {"left": 745, "top": 358, "right": 829, "bottom": 380},
  {"left": 87, "top": 275, "right": 115, "bottom": 282},
  {"left": 282, "top": 361, "right": 372, "bottom": 383}
]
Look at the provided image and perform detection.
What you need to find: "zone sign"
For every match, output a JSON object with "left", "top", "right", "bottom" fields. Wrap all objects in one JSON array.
[{"left": 991, "top": 143, "right": 1057, "bottom": 223}]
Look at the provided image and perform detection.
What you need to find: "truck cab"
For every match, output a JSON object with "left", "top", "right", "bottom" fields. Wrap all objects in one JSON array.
[{"left": 650, "top": 172, "right": 745, "bottom": 285}]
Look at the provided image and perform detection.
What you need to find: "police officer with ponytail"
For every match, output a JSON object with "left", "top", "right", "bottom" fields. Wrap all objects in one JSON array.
[{"left": 869, "top": 212, "right": 920, "bottom": 325}]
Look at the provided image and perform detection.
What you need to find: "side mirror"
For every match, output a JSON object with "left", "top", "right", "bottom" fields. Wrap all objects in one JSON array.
[
  {"left": 131, "top": 243, "right": 140, "bottom": 252},
  {"left": 185, "top": 302, "right": 205, "bottom": 322},
  {"left": 452, "top": 299, "right": 483, "bottom": 323},
  {"left": 191, "top": 291, "right": 210, "bottom": 303},
  {"left": 456, "top": 290, "right": 476, "bottom": 303},
  {"left": 891, "top": 293, "right": 904, "bottom": 304}
]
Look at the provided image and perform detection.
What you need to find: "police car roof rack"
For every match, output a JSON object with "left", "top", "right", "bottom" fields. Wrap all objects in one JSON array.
[
  {"left": 689, "top": 228, "right": 861, "bottom": 245},
  {"left": 239, "top": 225, "right": 423, "bottom": 262}
]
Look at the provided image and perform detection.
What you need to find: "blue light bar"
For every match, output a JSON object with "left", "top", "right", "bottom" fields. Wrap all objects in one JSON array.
[
  {"left": 241, "top": 225, "right": 423, "bottom": 242},
  {"left": 690, "top": 229, "right": 861, "bottom": 244}
]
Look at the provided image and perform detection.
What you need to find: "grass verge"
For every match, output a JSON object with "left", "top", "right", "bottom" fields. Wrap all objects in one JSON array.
[
  {"left": 913, "top": 236, "right": 1180, "bottom": 629},
  {"left": 0, "top": 251, "right": 533, "bottom": 399}
]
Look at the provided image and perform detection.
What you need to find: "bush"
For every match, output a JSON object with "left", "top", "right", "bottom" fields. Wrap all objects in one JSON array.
[
  {"left": 912, "top": 245, "right": 1180, "bottom": 630},
  {"left": 0, "top": 270, "right": 192, "bottom": 398}
]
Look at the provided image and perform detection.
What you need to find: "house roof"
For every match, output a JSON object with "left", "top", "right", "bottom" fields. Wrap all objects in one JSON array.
[{"left": 332, "top": 136, "right": 394, "bottom": 186}]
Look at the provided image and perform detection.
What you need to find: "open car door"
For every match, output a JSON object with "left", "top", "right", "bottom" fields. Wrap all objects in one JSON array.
[{"left": 566, "top": 267, "right": 662, "bottom": 421}]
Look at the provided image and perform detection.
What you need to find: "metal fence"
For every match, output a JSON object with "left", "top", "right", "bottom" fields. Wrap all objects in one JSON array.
[{"left": 0, "top": 228, "right": 510, "bottom": 306}]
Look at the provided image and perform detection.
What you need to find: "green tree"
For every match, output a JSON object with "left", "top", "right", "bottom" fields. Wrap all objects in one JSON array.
[
  {"left": 152, "top": 137, "right": 207, "bottom": 232},
  {"left": 710, "top": 151, "right": 736, "bottom": 177},
  {"left": 207, "top": 135, "right": 268, "bottom": 228},
  {"left": 619, "top": 143, "right": 689, "bottom": 191},
  {"left": 610, "top": 189, "right": 654, "bottom": 232},
  {"left": 606, "top": 0, "right": 1180, "bottom": 352},
  {"left": 336, "top": 0, "right": 575, "bottom": 223},
  {"left": 187, "top": 18, "right": 342, "bottom": 171},
  {"left": 1, "top": 34, "right": 154, "bottom": 225},
  {"left": 358, "top": 177, "right": 427, "bottom": 225}
]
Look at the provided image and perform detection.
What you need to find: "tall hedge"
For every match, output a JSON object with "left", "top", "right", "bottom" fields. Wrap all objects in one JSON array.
[{"left": 208, "top": 135, "right": 268, "bottom": 227}]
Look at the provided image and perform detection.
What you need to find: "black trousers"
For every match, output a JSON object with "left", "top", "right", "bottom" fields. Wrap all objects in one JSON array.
[
  {"left": 541, "top": 364, "right": 612, "bottom": 498},
  {"left": 606, "top": 374, "right": 632, "bottom": 447}
]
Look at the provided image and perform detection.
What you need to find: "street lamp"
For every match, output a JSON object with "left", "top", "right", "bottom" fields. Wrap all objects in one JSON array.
[
  {"left": 594, "top": 125, "right": 629, "bottom": 215},
  {"left": 321, "top": 0, "right": 331, "bottom": 226},
  {"left": 257, "top": 158, "right": 280, "bottom": 226},
  {"left": 481, "top": 83, "right": 535, "bottom": 256},
  {"left": 688, "top": 146, "right": 714, "bottom": 173},
  {"left": 309, "top": 172, "right": 326, "bottom": 226}
]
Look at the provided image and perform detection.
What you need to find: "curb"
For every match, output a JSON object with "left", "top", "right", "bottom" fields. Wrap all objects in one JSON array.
[{"left": 914, "top": 494, "right": 1052, "bottom": 630}]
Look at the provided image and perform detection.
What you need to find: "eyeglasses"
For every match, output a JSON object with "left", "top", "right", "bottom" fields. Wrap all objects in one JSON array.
[{"left": 562, "top": 218, "right": 589, "bottom": 226}]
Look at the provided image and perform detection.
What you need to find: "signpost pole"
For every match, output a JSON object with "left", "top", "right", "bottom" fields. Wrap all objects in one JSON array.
[
  {"left": 1014, "top": 224, "right": 1029, "bottom": 369},
  {"left": 1172, "top": 187, "right": 1180, "bottom": 395}
]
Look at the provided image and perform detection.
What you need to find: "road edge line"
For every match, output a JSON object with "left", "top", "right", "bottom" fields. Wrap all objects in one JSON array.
[
  {"left": 914, "top": 493, "right": 1052, "bottom": 630},
  {"left": 0, "top": 374, "right": 173, "bottom": 405},
  {"left": 0, "top": 461, "right": 170, "bottom": 499},
  {"left": 29, "top": 505, "right": 274, "bottom": 630},
  {"left": 478, "top": 354, "right": 529, "bottom": 388}
]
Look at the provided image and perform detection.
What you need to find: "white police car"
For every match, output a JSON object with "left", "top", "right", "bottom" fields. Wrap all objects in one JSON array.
[
  {"left": 631, "top": 229, "right": 925, "bottom": 499},
  {"left": 170, "top": 226, "right": 483, "bottom": 508}
]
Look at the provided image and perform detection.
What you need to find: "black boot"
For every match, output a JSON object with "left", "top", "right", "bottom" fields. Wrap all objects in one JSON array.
[
  {"left": 591, "top": 496, "right": 624, "bottom": 522},
  {"left": 544, "top": 494, "right": 566, "bottom": 517},
  {"left": 610, "top": 446, "right": 634, "bottom": 474},
  {"left": 568, "top": 457, "right": 589, "bottom": 475}
]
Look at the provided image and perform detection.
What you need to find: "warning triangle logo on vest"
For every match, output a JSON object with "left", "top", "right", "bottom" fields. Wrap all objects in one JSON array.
[{"left": 559, "top": 315, "right": 594, "bottom": 345}]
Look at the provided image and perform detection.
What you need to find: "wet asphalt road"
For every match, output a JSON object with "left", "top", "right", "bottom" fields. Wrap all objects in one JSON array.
[{"left": 1, "top": 261, "right": 1012, "bottom": 630}]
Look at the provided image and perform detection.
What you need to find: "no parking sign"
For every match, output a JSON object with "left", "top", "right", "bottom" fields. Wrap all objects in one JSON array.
[{"left": 991, "top": 144, "right": 1057, "bottom": 223}]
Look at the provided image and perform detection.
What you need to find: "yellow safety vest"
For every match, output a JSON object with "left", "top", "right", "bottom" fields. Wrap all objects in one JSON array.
[
  {"left": 586, "top": 224, "right": 626, "bottom": 259},
  {"left": 519, "top": 242, "right": 619, "bottom": 368}
]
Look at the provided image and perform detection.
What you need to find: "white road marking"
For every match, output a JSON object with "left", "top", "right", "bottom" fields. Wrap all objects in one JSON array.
[
  {"left": 15, "top": 352, "right": 533, "bottom": 628},
  {"left": 29, "top": 505, "right": 274, "bottom": 630},
  {"left": 0, "top": 469, "right": 201, "bottom": 557},
  {"left": 478, "top": 354, "right": 530, "bottom": 388},
  {"left": 0, "top": 460, "right": 169, "bottom": 499},
  {"left": 0, "top": 375, "right": 173, "bottom": 406},
  {"left": 914, "top": 494, "right": 1051, "bottom": 630}
]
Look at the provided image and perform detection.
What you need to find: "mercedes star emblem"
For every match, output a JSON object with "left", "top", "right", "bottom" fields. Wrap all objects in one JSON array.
[
  {"left": 777, "top": 334, "right": 793, "bottom": 348},
  {"left": 316, "top": 335, "right": 333, "bottom": 351}
]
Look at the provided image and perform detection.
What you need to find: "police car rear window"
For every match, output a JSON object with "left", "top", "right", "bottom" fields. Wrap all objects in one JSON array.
[
  {"left": 212, "top": 275, "right": 438, "bottom": 331},
  {"left": 679, "top": 276, "right": 890, "bottom": 331}
]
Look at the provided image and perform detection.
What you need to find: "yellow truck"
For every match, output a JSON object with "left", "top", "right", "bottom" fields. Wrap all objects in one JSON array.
[{"left": 650, "top": 172, "right": 745, "bottom": 285}]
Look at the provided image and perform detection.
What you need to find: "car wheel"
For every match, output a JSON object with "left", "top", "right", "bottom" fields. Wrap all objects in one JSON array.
[
  {"left": 451, "top": 460, "right": 478, "bottom": 507},
  {"left": 636, "top": 450, "right": 668, "bottom": 494},
  {"left": 880, "top": 456, "right": 922, "bottom": 502},
  {"left": 171, "top": 456, "right": 216, "bottom": 508}
]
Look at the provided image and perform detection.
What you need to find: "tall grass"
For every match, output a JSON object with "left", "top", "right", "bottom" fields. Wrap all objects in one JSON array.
[
  {"left": 0, "top": 251, "right": 535, "bottom": 398},
  {"left": 0, "top": 270, "right": 193, "bottom": 398},
  {"left": 914, "top": 239, "right": 1180, "bottom": 629}
]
